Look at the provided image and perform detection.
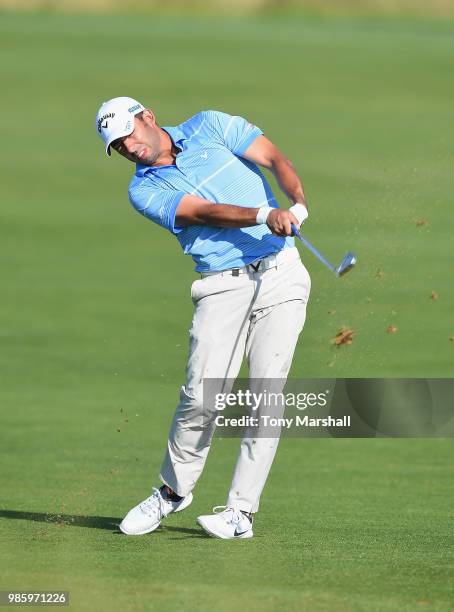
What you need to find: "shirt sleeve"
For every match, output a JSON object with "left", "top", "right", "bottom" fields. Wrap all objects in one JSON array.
[
  {"left": 204, "top": 110, "right": 263, "bottom": 156},
  {"left": 128, "top": 178, "right": 185, "bottom": 235}
]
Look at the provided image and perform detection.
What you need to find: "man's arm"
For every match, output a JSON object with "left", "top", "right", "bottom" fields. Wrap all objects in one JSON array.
[
  {"left": 175, "top": 196, "right": 299, "bottom": 237},
  {"left": 175, "top": 197, "right": 259, "bottom": 228},
  {"left": 241, "top": 135, "right": 308, "bottom": 209}
]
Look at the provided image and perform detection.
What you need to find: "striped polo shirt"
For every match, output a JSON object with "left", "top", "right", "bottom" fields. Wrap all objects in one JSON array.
[{"left": 128, "top": 110, "right": 294, "bottom": 272}]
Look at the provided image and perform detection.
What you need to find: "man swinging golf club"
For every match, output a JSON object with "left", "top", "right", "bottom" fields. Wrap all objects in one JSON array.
[{"left": 95, "top": 97, "right": 311, "bottom": 539}]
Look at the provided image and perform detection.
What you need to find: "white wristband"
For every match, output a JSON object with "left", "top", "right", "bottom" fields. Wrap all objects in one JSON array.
[
  {"left": 289, "top": 203, "right": 309, "bottom": 225},
  {"left": 256, "top": 206, "right": 273, "bottom": 225}
]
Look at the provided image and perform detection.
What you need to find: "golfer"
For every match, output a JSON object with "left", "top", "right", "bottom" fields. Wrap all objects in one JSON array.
[{"left": 95, "top": 97, "right": 311, "bottom": 539}]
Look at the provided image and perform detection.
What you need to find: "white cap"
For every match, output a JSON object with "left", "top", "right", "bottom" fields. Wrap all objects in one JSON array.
[{"left": 95, "top": 96, "right": 145, "bottom": 156}]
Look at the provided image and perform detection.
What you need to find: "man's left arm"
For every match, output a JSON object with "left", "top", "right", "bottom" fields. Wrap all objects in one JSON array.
[{"left": 242, "top": 135, "right": 308, "bottom": 211}]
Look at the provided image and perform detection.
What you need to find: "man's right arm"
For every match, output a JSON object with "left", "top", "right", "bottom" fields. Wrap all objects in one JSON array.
[{"left": 175, "top": 194, "right": 299, "bottom": 237}]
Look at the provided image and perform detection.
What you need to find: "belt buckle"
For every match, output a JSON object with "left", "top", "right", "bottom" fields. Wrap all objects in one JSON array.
[{"left": 248, "top": 260, "right": 262, "bottom": 273}]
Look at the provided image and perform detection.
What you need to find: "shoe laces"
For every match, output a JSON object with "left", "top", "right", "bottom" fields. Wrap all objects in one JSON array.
[
  {"left": 140, "top": 487, "right": 167, "bottom": 518},
  {"left": 212, "top": 505, "right": 250, "bottom": 526}
]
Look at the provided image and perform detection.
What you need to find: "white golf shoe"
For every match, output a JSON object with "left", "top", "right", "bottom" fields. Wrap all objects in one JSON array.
[
  {"left": 197, "top": 506, "right": 254, "bottom": 539},
  {"left": 119, "top": 486, "right": 193, "bottom": 535}
]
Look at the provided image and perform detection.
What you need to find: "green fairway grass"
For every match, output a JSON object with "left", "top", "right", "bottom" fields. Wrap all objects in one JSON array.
[{"left": 1, "top": 11, "right": 453, "bottom": 611}]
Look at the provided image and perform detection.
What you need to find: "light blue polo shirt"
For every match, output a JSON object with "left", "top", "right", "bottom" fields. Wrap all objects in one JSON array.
[{"left": 128, "top": 110, "right": 294, "bottom": 272}]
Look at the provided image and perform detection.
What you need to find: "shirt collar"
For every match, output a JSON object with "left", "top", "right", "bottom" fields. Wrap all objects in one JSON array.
[
  {"left": 135, "top": 124, "right": 186, "bottom": 176},
  {"left": 162, "top": 125, "right": 186, "bottom": 148}
]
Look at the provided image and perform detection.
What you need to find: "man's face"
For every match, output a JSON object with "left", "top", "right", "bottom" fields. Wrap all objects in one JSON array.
[{"left": 111, "top": 110, "right": 161, "bottom": 165}]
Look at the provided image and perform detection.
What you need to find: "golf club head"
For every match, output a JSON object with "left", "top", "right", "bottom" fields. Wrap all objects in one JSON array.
[{"left": 335, "top": 252, "right": 357, "bottom": 277}]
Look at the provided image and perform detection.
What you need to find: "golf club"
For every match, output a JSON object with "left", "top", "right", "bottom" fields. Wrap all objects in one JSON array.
[{"left": 291, "top": 224, "right": 357, "bottom": 277}]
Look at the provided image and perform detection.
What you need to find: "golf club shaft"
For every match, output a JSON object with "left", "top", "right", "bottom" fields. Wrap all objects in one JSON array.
[{"left": 291, "top": 224, "right": 336, "bottom": 273}]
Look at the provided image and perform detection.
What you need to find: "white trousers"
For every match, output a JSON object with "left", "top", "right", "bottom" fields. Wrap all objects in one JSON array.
[{"left": 160, "top": 246, "right": 311, "bottom": 513}]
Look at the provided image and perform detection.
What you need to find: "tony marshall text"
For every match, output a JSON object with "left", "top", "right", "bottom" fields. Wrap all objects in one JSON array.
[{"left": 215, "top": 415, "right": 351, "bottom": 428}]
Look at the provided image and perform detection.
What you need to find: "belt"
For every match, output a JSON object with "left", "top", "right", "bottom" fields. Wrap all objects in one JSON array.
[{"left": 200, "top": 253, "right": 279, "bottom": 278}]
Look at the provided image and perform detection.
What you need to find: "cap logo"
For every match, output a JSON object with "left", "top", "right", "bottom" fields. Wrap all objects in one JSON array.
[
  {"left": 128, "top": 104, "right": 141, "bottom": 113},
  {"left": 97, "top": 112, "right": 115, "bottom": 133}
]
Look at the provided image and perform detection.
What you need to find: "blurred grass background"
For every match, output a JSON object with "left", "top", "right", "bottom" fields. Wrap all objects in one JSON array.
[{"left": 1, "top": 0, "right": 454, "bottom": 17}]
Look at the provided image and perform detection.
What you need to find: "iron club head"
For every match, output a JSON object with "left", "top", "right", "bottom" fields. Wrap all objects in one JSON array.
[
  {"left": 335, "top": 252, "right": 357, "bottom": 277},
  {"left": 291, "top": 224, "right": 357, "bottom": 278}
]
